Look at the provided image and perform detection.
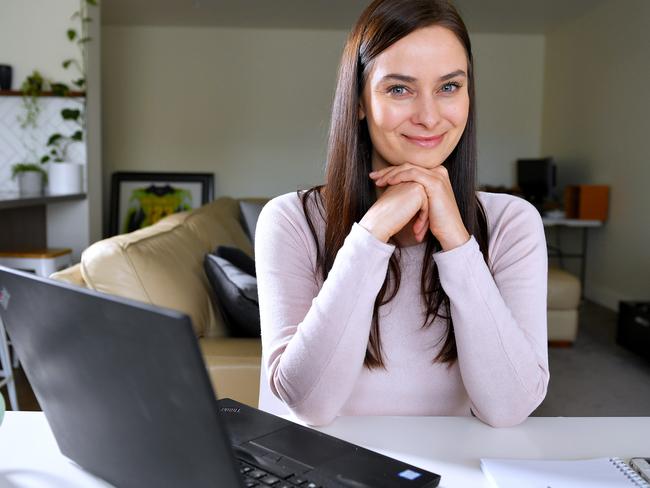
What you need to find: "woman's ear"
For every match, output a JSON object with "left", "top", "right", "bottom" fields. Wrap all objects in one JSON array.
[{"left": 358, "top": 101, "right": 366, "bottom": 120}]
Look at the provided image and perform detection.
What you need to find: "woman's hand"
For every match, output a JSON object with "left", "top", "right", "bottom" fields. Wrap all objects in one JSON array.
[
  {"left": 369, "top": 164, "right": 470, "bottom": 251},
  {"left": 359, "top": 180, "right": 430, "bottom": 243}
]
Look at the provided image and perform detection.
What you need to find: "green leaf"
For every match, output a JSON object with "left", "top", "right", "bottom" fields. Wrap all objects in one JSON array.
[
  {"left": 51, "top": 83, "right": 70, "bottom": 96},
  {"left": 47, "top": 133, "right": 63, "bottom": 145},
  {"left": 41, "top": 156, "right": 50, "bottom": 163},
  {"left": 86, "top": 0, "right": 98, "bottom": 6},
  {"left": 73, "top": 78, "right": 85, "bottom": 88},
  {"left": 67, "top": 29, "right": 77, "bottom": 41},
  {"left": 72, "top": 130, "right": 83, "bottom": 141},
  {"left": 62, "top": 59, "right": 73, "bottom": 69},
  {"left": 61, "top": 108, "right": 81, "bottom": 120}
]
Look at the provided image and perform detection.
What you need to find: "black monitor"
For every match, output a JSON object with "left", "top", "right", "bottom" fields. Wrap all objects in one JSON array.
[{"left": 516, "top": 157, "right": 556, "bottom": 209}]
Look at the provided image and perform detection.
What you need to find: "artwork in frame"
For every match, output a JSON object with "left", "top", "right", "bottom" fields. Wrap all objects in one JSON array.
[{"left": 109, "top": 172, "right": 214, "bottom": 236}]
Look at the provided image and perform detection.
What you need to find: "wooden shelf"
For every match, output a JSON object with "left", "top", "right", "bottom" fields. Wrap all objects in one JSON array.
[
  {"left": 0, "top": 192, "right": 86, "bottom": 210},
  {"left": 0, "top": 90, "right": 85, "bottom": 98}
]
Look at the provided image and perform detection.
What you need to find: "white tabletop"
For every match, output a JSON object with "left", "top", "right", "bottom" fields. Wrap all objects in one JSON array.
[
  {"left": 0, "top": 412, "right": 648, "bottom": 488},
  {"left": 541, "top": 217, "right": 603, "bottom": 227}
]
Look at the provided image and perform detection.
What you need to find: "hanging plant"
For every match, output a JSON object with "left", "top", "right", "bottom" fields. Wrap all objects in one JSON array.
[
  {"left": 18, "top": 70, "right": 46, "bottom": 129},
  {"left": 42, "top": 0, "right": 99, "bottom": 164}
]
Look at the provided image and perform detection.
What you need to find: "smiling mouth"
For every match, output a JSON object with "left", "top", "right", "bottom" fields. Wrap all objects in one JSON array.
[{"left": 403, "top": 133, "right": 445, "bottom": 148}]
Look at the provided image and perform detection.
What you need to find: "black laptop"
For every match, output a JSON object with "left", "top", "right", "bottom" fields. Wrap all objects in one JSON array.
[{"left": 0, "top": 266, "right": 441, "bottom": 488}]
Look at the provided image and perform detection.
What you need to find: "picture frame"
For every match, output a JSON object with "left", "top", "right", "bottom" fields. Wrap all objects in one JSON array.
[{"left": 109, "top": 172, "right": 214, "bottom": 236}]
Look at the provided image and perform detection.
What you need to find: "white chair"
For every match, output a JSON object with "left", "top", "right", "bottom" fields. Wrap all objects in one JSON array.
[{"left": 0, "top": 315, "right": 18, "bottom": 411}]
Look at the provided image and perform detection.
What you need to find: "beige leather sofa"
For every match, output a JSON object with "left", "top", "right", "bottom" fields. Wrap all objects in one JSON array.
[
  {"left": 51, "top": 197, "right": 582, "bottom": 411},
  {"left": 52, "top": 196, "right": 266, "bottom": 407}
]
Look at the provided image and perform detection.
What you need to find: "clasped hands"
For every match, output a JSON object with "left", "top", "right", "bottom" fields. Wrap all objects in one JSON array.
[{"left": 361, "top": 163, "right": 470, "bottom": 251}]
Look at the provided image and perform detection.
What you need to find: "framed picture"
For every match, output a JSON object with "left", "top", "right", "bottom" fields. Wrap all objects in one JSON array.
[{"left": 109, "top": 172, "right": 214, "bottom": 236}]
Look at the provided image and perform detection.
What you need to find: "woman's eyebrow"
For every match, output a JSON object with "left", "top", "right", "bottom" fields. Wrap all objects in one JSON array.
[{"left": 379, "top": 69, "right": 467, "bottom": 84}]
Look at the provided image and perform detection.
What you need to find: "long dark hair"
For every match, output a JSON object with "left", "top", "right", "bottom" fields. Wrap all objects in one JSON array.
[{"left": 300, "top": 0, "right": 489, "bottom": 368}]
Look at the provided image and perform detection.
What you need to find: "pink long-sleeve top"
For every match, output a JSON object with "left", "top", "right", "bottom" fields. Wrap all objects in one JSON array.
[{"left": 255, "top": 190, "right": 549, "bottom": 427}]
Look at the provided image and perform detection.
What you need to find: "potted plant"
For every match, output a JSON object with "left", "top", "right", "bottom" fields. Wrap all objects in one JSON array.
[
  {"left": 41, "top": 109, "right": 84, "bottom": 195},
  {"left": 11, "top": 163, "right": 47, "bottom": 196}
]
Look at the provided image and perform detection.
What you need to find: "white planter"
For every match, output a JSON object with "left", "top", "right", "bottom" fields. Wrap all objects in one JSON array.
[
  {"left": 17, "top": 171, "right": 44, "bottom": 196},
  {"left": 48, "top": 162, "right": 83, "bottom": 195}
]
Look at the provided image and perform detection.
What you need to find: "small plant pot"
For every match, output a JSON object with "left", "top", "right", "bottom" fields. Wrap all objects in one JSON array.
[
  {"left": 17, "top": 171, "right": 44, "bottom": 196},
  {"left": 48, "top": 162, "right": 83, "bottom": 195}
]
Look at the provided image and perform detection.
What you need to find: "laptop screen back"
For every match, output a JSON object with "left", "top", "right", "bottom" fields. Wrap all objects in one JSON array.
[{"left": 0, "top": 267, "right": 242, "bottom": 488}]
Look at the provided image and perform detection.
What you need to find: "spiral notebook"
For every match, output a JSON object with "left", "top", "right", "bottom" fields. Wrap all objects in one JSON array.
[{"left": 480, "top": 457, "right": 650, "bottom": 488}]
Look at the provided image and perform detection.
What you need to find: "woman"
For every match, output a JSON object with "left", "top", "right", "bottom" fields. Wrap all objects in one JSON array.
[{"left": 255, "top": 0, "right": 549, "bottom": 427}]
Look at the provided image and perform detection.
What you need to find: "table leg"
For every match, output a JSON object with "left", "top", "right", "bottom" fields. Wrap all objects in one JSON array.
[{"left": 579, "top": 227, "right": 588, "bottom": 300}]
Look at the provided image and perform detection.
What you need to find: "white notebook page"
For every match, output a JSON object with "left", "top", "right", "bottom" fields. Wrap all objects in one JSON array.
[{"left": 480, "top": 457, "right": 650, "bottom": 488}]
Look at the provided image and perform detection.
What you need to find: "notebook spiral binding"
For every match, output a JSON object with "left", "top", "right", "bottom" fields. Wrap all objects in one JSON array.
[{"left": 611, "top": 458, "right": 650, "bottom": 487}]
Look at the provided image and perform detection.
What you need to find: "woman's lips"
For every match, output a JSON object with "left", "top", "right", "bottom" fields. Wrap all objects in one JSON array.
[{"left": 403, "top": 133, "right": 445, "bottom": 148}]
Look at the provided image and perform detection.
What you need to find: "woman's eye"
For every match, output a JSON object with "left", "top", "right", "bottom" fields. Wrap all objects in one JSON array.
[
  {"left": 387, "top": 85, "right": 409, "bottom": 96},
  {"left": 440, "top": 82, "right": 462, "bottom": 93}
]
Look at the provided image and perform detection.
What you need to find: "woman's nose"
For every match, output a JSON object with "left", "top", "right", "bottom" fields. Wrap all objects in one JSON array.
[{"left": 411, "top": 94, "right": 441, "bottom": 129}]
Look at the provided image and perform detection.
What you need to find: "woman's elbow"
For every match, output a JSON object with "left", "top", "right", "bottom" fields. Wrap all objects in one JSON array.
[
  {"left": 290, "top": 405, "right": 338, "bottom": 427},
  {"left": 474, "top": 387, "right": 548, "bottom": 428}
]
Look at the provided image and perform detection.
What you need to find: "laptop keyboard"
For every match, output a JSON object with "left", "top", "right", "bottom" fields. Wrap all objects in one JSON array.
[{"left": 239, "top": 460, "right": 321, "bottom": 488}]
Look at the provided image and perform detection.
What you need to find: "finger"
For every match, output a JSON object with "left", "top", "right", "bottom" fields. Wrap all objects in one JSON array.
[
  {"left": 412, "top": 198, "right": 429, "bottom": 234},
  {"left": 369, "top": 165, "right": 399, "bottom": 179},
  {"left": 380, "top": 167, "right": 437, "bottom": 190},
  {"left": 415, "top": 221, "right": 429, "bottom": 242},
  {"left": 376, "top": 164, "right": 437, "bottom": 187},
  {"left": 372, "top": 162, "right": 424, "bottom": 183},
  {"left": 372, "top": 165, "right": 405, "bottom": 184}
]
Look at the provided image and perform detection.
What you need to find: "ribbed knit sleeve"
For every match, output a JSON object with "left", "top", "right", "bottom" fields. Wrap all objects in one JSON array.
[
  {"left": 432, "top": 196, "right": 549, "bottom": 427},
  {"left": 255, "top": 195, "right": 395, "bottom": 426}
]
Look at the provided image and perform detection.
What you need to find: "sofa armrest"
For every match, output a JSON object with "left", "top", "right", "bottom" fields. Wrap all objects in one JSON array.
[
  {"left": 50, "top": 263, "right": 87, "bottom": 287},
  {"left": 199, "top": 338, "right": 261, "bottom": 407}
]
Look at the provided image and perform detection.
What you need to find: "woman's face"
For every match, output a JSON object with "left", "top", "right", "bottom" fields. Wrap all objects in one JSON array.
[{"left": 360, "top": 25, "right": 470, "bottom": 171}]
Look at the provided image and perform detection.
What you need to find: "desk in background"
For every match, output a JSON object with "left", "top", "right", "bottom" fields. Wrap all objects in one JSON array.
[{"left": 1, "top": 412, "right": 648, "bottom": 487}]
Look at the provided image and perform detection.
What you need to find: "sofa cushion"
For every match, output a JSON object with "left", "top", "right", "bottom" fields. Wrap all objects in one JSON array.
[
  {"left": 239, "top": 201, "right": 266, "bottom": 246},
  {"left": 204, "top": 248, "right": 260, "bottom": 338},
  {"left": 80, "top": 197, "right": 256, "bottom": 337},
  {"left": 214, "top": 246, "right": 256, "bottom": 277},
  {"left": 199, "top": 337, "right": 262, "bottom": 407}
]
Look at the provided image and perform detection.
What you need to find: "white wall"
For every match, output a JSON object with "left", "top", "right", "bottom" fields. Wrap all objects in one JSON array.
[
  {"left": 541, "top": 0, "right": 650, "bottom": 308},
  {"left": 0, "top": 0, "right": 79, "bottom": 87},
  {"left": 472, "top": 33, "right": 545, "bottom": 186},
  {"left": 1, "top": 0, "right": 102, "bottom": 259},
  {"left": 101, "top": 26, "right": 546, "bottom": 225},
  {"left": 101, "top": 26, "right": 346, "bottom": 216}
]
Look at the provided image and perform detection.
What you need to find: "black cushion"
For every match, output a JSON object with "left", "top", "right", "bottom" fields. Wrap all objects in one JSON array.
[
  {"left": 204, "top": 247, "right": 259, "bottom": 338},
  {"left": 214, "top": 246, "right": 256, "bottom": 277},
  {"left": 239, "top": 201, "right": 266, "bottom": 246}
]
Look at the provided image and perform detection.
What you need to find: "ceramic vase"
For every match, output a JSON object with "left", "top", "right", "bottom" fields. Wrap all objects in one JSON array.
[
  {"left": 48, "top": 162, "right": 83, "bottom": 195},
  {"left": 17, "top": 171, "right": 44, "bottom": 196}
]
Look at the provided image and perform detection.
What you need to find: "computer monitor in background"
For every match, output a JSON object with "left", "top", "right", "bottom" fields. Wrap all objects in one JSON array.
[{"left": 516, "top": 157, "right": 556, "bottom": 211}]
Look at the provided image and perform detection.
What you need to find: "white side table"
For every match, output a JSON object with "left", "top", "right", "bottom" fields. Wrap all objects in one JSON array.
[{"left": 0, "top": 248, "right": 72, "bottom": 278}]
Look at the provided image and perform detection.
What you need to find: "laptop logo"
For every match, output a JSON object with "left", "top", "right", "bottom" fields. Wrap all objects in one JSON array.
[
  {"left": 0, "top": 287, "right": 9, "bottom": 311},
  {"left": 398, "top": 469, "right": 422, "bottom": 480},
  {"left": 220, "top": 407, "right": 241, "bottom": 414}
]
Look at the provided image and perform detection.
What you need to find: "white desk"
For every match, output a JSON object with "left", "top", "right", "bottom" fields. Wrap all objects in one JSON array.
[{"left": 0, "top": 412, "right": 648, "bottom": 487}]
